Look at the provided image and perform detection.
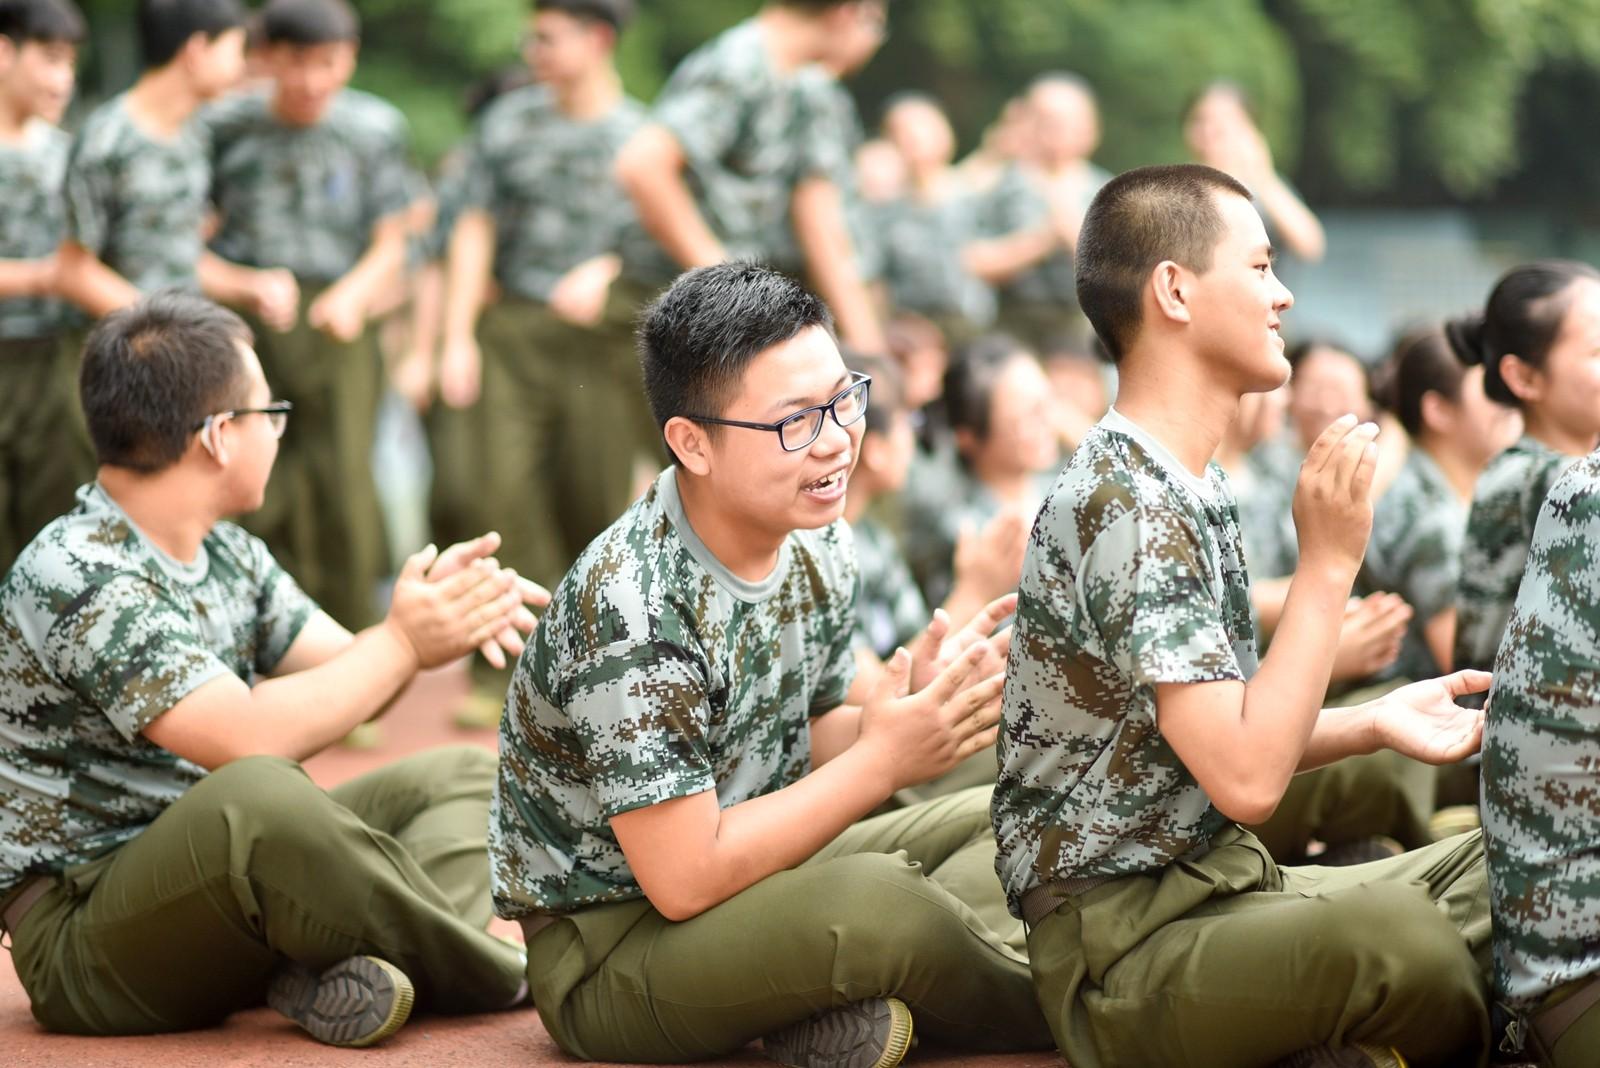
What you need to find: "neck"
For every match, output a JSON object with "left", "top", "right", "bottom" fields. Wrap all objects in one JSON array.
[
  {"left": 969, "top": 459, "right": 1031, "bottom": 505},
  {"left": 1113, "top": 348, "right": 1240, "bottom": 476},
  {"left": 0, "top": 93, "right": 29, "bottom": 141},
  {"left": 1522, "top": 408, "right": 1599, "bottom": 458},
  {"left": 673, "top": 469, "right": 787, "bottom": 583},
  {"left": 96, "top": 466, "right": 220, "bottom": 565},
  {"left": 756, "top": 6, "right": 822, "bottom": 73},
  {"left": 551, "top": 64, "right": 621, "bottom": 120},
  {"left": 126, "top": 67, "right": 202, "bottom": 138},
  {"left": 1416, "top": 435, "right": 1480, "bottom": 502}
]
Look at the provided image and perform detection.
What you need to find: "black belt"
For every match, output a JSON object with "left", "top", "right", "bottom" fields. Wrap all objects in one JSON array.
[{"left": 0, "top": 877, "right": 53, "bottom": 940}]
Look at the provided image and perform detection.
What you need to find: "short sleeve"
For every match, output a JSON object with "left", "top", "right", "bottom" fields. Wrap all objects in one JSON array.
[
  {"left": 560, "top": 639, "right": 718, "bottom": 817},
  {"left": 654, "top": 65, "right": 744, "bottom": 172},
  {"left": 42, "top": 574, "right": 233, "bottom": 742},
  {"left": 1086, "top": 506, "right": 1244, "bottom": 691},
  {"left": 63, "top": 137, "right": 110, "bottom": 253},
  {"left": 366, "top": 112, "right": 421, "bottom": 226},
  {"left": 1397, "top": 523, "right": 1460, "bottom": 622},
  {"left": 794, "top": 79, "right": 852, "bottom": 182},
  {"left": 250, "top": 539, "right": 317, "bottom": 675}
]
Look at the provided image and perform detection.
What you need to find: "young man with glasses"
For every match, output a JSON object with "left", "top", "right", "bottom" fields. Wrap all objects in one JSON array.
[
  {"left": 0, "top": 291, "right": 546, "bottom": 1046},
  {"left": 489, "top": 262, "right": 1051, "bottom": 1068}
]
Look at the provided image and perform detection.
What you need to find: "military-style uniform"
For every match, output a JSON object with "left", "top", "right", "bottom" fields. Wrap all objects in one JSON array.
[
  {"left": 0, "top": 484, "right": 522, "bottom": 1035},
  {"left": 490, "top": 468, "right": 1051, "bottom": 1062},
  {"left": 879, "top": 188, "right": 998, "bottom": 339},
  {"left": 793, "top": 71, "right": 882, "bottom": 286},
  {"left": 201, "top": 88, "right": 419, "bottom": 630},
  {"left": 994, "top": 410, "right": 1490, "bottom": 1067},
  {"left": 987, "top": 161, "right": 1111, "bottom": 351},
  {"left": 1455, "top": 435, "right": 1576, "bottom": 678},
  {"left": 852, "top": 514, "right": 928, "bottom": 660},
  {"left": 1483, "top": 450, "right": 1600, "bottom": 1066},
  {"left": 1235, "top": 434, "right": 1301, "bottom": 584},
  {"left": 0, "top": 120, "right": 90, "bottom": 572},
  {"left": 456, "top": 84, "right": 653, "bottom": 597}
]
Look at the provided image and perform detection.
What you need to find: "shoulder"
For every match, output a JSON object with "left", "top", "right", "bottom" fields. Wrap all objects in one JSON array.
[
  {"left": 474, "top": 84, "right": 552, "bottom": 139},
  {"left": 197, "top": 90, "right": 267, "bottom": 140},
  {"left": 2, "top": 506, "right": 160, "bottom": 633},
  {"left": 663, "top": 21, "right": 761, "bottom": 92},
  {"left": 333, "top": 89, "right": 409, "bottom": 143},
  {"left": 69, "top": 97, "right": 134, "bottom": 164}
]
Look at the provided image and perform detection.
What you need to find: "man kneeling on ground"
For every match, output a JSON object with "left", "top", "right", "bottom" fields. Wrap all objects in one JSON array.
[{"left": 0, "top": 291, "right": 545, "bottom": 1046}]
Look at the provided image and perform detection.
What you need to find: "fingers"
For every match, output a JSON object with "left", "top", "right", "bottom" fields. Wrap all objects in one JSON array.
[
  {"left": 956, "top": 595, "right": 1018, "bottom": 646},
  {"left": 518, "top": 577, "right": 552, "bottom": 608},
  {"left": 908, "top": 610, "right": 951, "bottom": 662},
  {"left": 432, "top": 532, "right": 502, "bottom": 580},
  {"left": 436, "top": 557, "right": 506, "bottom": 601},
  {"left": 1443, "top": 669, "right": 1493, "bottom": 698},
  {"left": 1330, "top": 420, "right": 1379, "bottom": 494},
  {"left": 398, "top": 543, "right": 438, "bottom": 583},
  {"left": 925, "top": 642, "right": 990, "bottom": 705},
  {"left": 477, "top": 638, "right": 507, "bottom": 670},
  {"left": 870, "top": 647, "right": 914, "bottom": 704},
  {"left": 1304, "top": 413, "right": 1358, "bottom": 475},
  {"left": 947, "top": 673, "right": 1005, "bottom": 731}
]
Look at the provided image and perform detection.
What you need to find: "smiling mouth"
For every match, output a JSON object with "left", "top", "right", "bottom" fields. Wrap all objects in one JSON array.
[{"left": 806, "top": 470, "right": 847, "bottom": 493}]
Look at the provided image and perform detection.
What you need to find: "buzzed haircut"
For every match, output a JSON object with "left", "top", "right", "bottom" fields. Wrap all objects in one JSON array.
[
  {"left": 137, "top": 0, "right": 247, "bottom": 69},
  {"left": 1030, "top": 71, "right": 1095, "bottom": 101},
  {"left": 261, "top": 0, "right": 360, "bottom": 45},
  {"left": 0, "top": 0, "right": 85, "bottom": 45},
  {"left": 80, "top": 292, "right": 255, "bottom": 474},
  {"left": 1075, "top": 163, "right": 1252, "bottom": 362},
  {"left": 537, "top": 0, "right": 634, "bottom": 32},
  {"left": 640, "top": 263, "right": 835, "bottom": 464}
]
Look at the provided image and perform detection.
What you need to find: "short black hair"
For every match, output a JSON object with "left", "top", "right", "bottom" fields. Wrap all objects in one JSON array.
[
  {"left": 0, "top": 0, "right": 85, "bottom": 46},
  {"left": 1444, "top": 260, "right": 1600, "bottom": 409},
  {"left": 640, "top": 263, "right": 835, "bottom": 464},
  {"left": 944, "top": 333, "right": 1032, "bottom": 443},
  {"left": 261, "top": 0, "right": 359, "bottom": 45},
  {"left": 137, "top": 0, "right": 247, "bottom": 70},
  {"left": 80, "top": 291, "right": 255, "bottom": 474},
  {"left": 536, "top": 0, "right": 634, "bottom": 32},
  {"left": 1075, "top": 163, "right": 1252, "bottom": 363}
]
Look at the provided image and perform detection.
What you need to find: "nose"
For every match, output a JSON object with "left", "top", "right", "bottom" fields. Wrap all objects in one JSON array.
[
  {"left": 1273, "top": 273, "right": 1295, "bottom": 311},
  {"left": 813, "top": 407, "right": 855, "bottom": 459}
]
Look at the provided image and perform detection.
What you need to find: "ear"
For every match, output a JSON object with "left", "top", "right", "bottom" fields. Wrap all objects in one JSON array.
[
  {"left": 663, "top": 416, "right": 713, "bottom": 477},
  {"left": 953, "top": 425, "right": 979, "bottom": 460},
  {"left": 1149, "top": 260, "right": 1193, "bottom": 328},
  {"left": 177, "top": 30, "right": 209, "bottom": 69},
  {"left": 1497, "top": 352, "right": 1542, "bottom": 405},
  {"left": 1418, "top": 389, "right": 1454, "bottom": 436}
]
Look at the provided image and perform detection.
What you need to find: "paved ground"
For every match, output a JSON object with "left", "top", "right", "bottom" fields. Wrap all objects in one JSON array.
[{"left": 0, "top": 663, "right": 1063, "bottom": 1068}]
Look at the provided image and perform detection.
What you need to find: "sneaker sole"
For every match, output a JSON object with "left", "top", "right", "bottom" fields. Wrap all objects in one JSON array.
[
  {"left": 268, "top": 955, "right": 414, "bottom": 1048},
  {"left": 763, "top": 996, "right": 914, "bottom": 1068}
]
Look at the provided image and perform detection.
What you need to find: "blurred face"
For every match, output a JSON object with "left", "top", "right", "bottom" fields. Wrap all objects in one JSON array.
[
  {"left": 1521, "top": 278, "right": 1600, "bottom": 447},
  {"left": 1184, "top": 87, "right": 1250, "bottom": 159},
  {"left": 1185, "top": 192, "right": 1294, "bottom": 392},
  {"left": 820, "top": 0, "right": 886, "bottom": 76},
  {"left": 189, "top": 27, "right": 248, "bottom": 100},
  {"left": 267, "top": 41, "right": 356, "bottom": 126},
  {"left": 1045, "top": 355, "right": 1108, "bottom": 422},
  {"left": 216, "top": 344, "right": 282, "bottom": 513},
  {"left": 1434, "top": 365, "right": 1520, "bottom": 469},
  {"left": 1288, "top": 345, "right": 1370, "bottom": 450},
  {"left": 884, "top": 100, "right": 954, "bottom": 173},
  {"left": 695, "top": 327, "right": 864, "bottom": 537},
  {"left": 1030, "top": 82, "right": 1099, "bottom": 165},
  {"left": 855, "top": 139, "right": 906, "bottom": 204},
  {"left": 0, "top": 38, "right": 77, "bottom": 125},
  {"left": 966, "top": 355, "right": 1059, "bottom": 479},
  {"left": 525, "top": 10, "right": 610, "bottom": 87},
  {"left": 861, "top": 408, "right": 916, "bottom": 495}
]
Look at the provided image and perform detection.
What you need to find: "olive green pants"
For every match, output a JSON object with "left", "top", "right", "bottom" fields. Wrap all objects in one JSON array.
[
  {"left": 1028, "top": 826, "right": 1491, "bottom": 1068},
  {"left": 7, "top": 747, "right": 525, "bottom": 1036},
  {"left": 526, "top": 786, "right": 1054, "bottom": 1062},
  {"left": 0, "top": 336, "right": 93, "bottom": 572},
  {"left": 242, "top": 289, "right": 389, "bottom": 631}
]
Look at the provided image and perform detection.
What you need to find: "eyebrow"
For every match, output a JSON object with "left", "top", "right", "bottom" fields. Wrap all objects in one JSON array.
[{"left": 766, "top": 372, "right": 852, "bottom": 418}]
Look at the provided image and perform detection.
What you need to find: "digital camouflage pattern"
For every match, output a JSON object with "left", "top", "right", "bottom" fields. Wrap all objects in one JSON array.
[
  {"left": 648, "top": 19, "right": 846, "bottom": 275},
  {"left": 203, "top": 89, "right": 418, "bottom": 283},
  {"left": 1483, "top": 449, "right": 1600, "bottom": 1009},
  {"left": 879, "top": 190, "right": 999, "bottom": 328},
  {"left": 0, "top": 121, "right": 70, "bottom": 340},
  {"left": 1236, "top": 436, "right": 1301, "bottom": 583},
  {"left": 64, "top": 95, "right": 210, "bottom": 295},
  {"left": 992, "top": 410, "right": 1254, "bottom": 914},
  {"left": 1454, "top": 435, "right": 1576, "bottom": 677},
  {"left": 792, "top": 71, "right": 881, "bottom": 284},
  {"left": 1357, "top": 446, "right": 1466, "bottom": 680},
  {"left": 987, "top": 161, "right": 1112, "bottom": 310},
  {"left": 457, "top": 85, "right": 648, "bottom": 304},
  {"left": 852, "top": 514, "right": 927, "bottom": 658},
  {"left": 489, "top": 468, "right": 858, "bottom": 918},
  {"left": 0, "top": 484, "right": 315, "bottom": 896}
]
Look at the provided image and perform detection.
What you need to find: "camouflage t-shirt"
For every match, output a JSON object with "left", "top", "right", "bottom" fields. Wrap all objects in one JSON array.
[
  {"left": 879, "top": 189, "right": 998, "bottom": 328},
  {"left": 1454, "top": 436, "right": 1577, "bottom": 677},
  {"left": 64, "top": 94, "right": 209, "bottom": 295},
  {"left": 987, "top": 161, "right": 1112, "bottom": 309},
  {"left": 203, "top": 88, "right": 418, "bottom": 283},
  {"left": 648, "top": 19, "right": 843, "bottom": 274},
  {"left": 0, "top": 483, "right": 316, "bottom": 896},
  {"left": 0, "top": 120, "right": 70, "bottom": 340},
  {"left": 993, "top": 410, "right": 1253, "bottom": 914},
  {"left": 458, "top": 85, "right": 648, "bottom": 303},
  {"left": 1358, "top": 446, "right": 1466, "bottom": 680},
  {"left": 489, "top": 468, "right": 858, "bottom": 918},
  {"left": 791, "top": 71, "right": 880, "bottom": 284},
  {"left": 1483, "top": 449, "right": 1600, "bottom": 1009},
  {"left": 853, "top": 514, "right": 927, "bottom": 659}
]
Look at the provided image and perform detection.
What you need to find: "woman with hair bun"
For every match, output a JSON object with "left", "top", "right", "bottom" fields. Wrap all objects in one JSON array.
[{"left": 1450, "top": 260, "right": 1600, "bottom": 682}]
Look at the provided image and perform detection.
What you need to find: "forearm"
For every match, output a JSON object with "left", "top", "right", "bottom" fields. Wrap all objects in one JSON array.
[
  {"left": 407, "top": 261, "right": 445, "bottom": 364},
  {"left": 330, "top": 216, "right": 410, "bottom": 311},
  {"left": 442, "top": 211, "right": 494, "bottom": 342},
  {"left": 1297, "top": 703, "right": 1379, "bottom": 772},
  {"left": 0, "top": 257, "right": 51, "bottom": 301},
  {"left": 962, "top": 227, "right": 1056, "bottom": 286},
  {"left": 793, "top": 177, "right": 884, "bottom": 351},
  {"left": 808, "top": 703, "right": 863, "bottom": 765},
  {"left": 1256, "top": 174, "right": 1325, "bottom": 262},
  {"left": 57, "top": 241, "right": 139, "bottom": 317},
  {"left": 617, "top": 129, "right": 724, "bottom": 269},
  {"left": 197, "top": 250, "right": 260, "bottom": 310},
  {"left": 1249, "top": 575, "right": 1294, "bottom": 640}
]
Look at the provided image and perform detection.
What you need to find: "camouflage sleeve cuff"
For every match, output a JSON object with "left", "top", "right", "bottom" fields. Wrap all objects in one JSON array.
[{"left": 599, "top": 773, "right": 718, "bottom": 819}]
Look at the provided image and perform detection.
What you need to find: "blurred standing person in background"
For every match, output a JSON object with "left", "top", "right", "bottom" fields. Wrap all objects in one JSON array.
[
  {"left": 203, "top": 0, "right": 421, "bottom": 634},
  {"left": 992, "top": 75, "right": 1112, "bottom": 351},
  {"left": 439, "top": 0, "right": 647, "bottom": 723},
  {"left": 1185, "top": 81, "right": 1325, "bottom": 263},
  {"left": 614, "top": 0, "right": 888, "bottom": 352},
  {"left": 0, "top": 0, "right": 90, "bottom": 573}
]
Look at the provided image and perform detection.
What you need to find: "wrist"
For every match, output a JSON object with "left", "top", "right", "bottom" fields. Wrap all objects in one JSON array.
[
  {"left": 846, "top": 727, "right": 902, "bottom": 794},
  {"left": 377, "top": 615, "right": 423, "bottom": 675}
]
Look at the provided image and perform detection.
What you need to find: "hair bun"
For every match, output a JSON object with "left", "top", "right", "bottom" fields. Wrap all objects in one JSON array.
[{"left": 1443, "top": 313, "right": 1489, "bottom": 367}]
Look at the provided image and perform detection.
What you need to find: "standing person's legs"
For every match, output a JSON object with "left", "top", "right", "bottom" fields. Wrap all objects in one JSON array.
[
  {"left": 0, "top": 337, "right": 92, "bottom": 570},
  {"left": 8, "top": 756, "right": 525, "bottom": 1037},
  {"left": 529, "top": 786, "right": 1051, "bottom": 1063},
  {"left": 1027, "top": 827, "right": 1489, "bottom": 1068}
]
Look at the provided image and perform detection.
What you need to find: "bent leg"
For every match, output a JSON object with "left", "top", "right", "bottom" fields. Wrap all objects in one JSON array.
[{"left": 1249, "top": 750, "right": 1437, "bottom": 862}]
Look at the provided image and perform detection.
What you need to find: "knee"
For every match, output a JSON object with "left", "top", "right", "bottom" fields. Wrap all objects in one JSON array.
[{"left": 1313, "top": 884, "right": 1482, "bottom": 1003}]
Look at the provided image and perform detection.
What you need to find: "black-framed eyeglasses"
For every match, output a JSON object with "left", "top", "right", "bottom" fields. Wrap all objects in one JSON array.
[
  {"left": 685, "top": 372, "right": 871, "bottom": 453},
  {"left": 193, "top": 401, "right": 293, "bottom": 440}
]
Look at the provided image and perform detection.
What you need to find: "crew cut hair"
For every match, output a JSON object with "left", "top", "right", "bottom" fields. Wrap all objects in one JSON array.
[
  {"left": 537, "top": 0, "right": 634, "bottom": 32},
  {"left": 80, "top": 292, "right": 255, "bottom": 474},
  {"left": 137, "top": 0, "right": 246, "bottom": 69},
  {"left": 0, "top": 0, "right": 85, "bottom": 45},
  {"left": 640, "top": 263, "right": 835, "bottom": 464},
  {"left": 1075, "top": 163, "right": 1252, "bottom": 362},
  {"left": 261, "top": 0, "right": 360, "bottom": 45}
]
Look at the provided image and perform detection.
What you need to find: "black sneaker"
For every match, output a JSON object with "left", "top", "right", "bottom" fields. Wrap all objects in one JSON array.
[
  {"left": 267, "top": 955, "right": 415, "bottom": 1048},
  {"left": 762, "top": 996, "right": 915, "bottom": 1068},
  {"left": 1274, "top": 1044, "right": 1408, "bottom": 1068},
  {"left": 1316, "top": 836, "right": 1405, "bottom": 867}
]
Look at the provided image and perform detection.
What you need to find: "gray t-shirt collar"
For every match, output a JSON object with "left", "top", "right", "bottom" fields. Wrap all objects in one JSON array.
[
  {"left": 1101, "top": 408, "right": 1219, "bottom": 505},
  {"left": 659, "top": 468, "right": 793, "bottom": 603}
]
